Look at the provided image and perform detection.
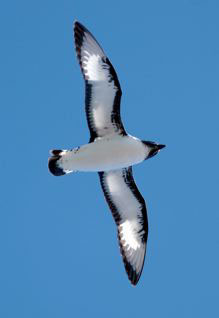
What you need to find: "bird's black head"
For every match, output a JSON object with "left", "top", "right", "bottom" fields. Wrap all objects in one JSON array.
[{"left": 142, "top": 141, "right": 166, "bottom": 159}]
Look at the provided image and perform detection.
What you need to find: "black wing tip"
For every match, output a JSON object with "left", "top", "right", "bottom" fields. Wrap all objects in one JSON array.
[
  {"left": 74, "top": 21, "right": 84, "bottom": 42},
  {"left": 48, "top": 151, "right": 66, "bottom": 176},
  {"left": 118, "top": 231, "right": 145, "bottom": 286},
  {"left": 74, "top": 20, "right": 90, "bottom": 42},
  {"left": 74, "top": 20, "right": 94, "bottom": 37},
  {"left": 74, "top": 21, "right": 86, "bottom": 31},
  {"left": 74, "top": 21, "right": 87, "bottom": 77},
  {"left": 123, "top": 257, "right": 141, "bottom": 286},
  {"left": 74, "top": 20, "right": 84, "bottom": 29},
  {"left": 121, "top": 249, "right": 144, "bottom": 286},
  {"left": 74, "top": 20, "right": 104, "bottom": 56}
]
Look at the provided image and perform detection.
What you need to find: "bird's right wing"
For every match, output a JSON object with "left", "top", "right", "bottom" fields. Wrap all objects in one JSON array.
[
  {"left": 98, "top": 167, "right": 148, "bottom": 285},
  {"left": 74, "top": 21, "right": 126, "bottom": 142}
]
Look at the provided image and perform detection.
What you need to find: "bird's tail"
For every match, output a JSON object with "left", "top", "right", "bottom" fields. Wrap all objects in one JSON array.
[{"left": 48, "top": 150, "right": 75, "bottom": 176}]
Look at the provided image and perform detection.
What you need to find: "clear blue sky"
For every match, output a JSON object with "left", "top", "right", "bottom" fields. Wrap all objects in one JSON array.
[{"left": 1, "top": 0, "right": 219, "bottom": 317}]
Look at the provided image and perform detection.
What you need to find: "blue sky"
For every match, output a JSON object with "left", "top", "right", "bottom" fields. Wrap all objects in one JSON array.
[{"left": 1, "top": 0, "right": 219, "bottom": 317}]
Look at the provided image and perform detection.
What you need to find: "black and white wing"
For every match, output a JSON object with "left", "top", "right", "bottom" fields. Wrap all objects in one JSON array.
[
  {"left": 99, "top": 167, "right": 148, "bottom": 285},
  {"left": 74, "top": 21, "right": 126, "bottom": 142}
]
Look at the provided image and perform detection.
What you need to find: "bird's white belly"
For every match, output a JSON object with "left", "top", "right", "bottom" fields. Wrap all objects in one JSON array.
[{"left": 60, "top": 136, "right": 147, "bottom": 172}]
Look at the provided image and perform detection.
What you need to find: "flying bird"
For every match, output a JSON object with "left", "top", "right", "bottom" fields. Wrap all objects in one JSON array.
[{"left": 48, "top": 21, "right": 165, "bottom": 285}]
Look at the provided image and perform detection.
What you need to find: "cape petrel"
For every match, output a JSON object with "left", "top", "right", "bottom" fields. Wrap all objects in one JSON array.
[{"left": 48, "top": 21, "right": 165, "bottom": 285}]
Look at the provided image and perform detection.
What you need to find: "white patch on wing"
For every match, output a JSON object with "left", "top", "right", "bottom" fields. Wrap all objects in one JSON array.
[
  {"left": 119, "top": 220, "right": 141, "bottom": 250},
  {"left": 83, "top": 54, "right": 107, "bottom": 81},
  {"left": 77, "top": 28, "right": 106, "bottom": 82}
]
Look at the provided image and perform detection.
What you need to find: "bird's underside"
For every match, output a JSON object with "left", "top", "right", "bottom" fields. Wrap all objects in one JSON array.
[
  {"left": 48, "top": 21, "right": 165, "bottom": 285},
  {"left": 49, "top": 135, "right": 148, "bottom": 173}
]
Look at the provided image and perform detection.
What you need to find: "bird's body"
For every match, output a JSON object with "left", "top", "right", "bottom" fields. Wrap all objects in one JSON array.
[
  {"left": 48, "top": 21, "right": 165, "bottom": 285},
  {"left": 51, "top": 135, "right": 148, "bottom": 173}
]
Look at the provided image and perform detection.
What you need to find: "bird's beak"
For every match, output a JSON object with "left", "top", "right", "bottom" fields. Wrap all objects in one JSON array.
[{"left": 157, "top": 144, "right": 166, "bottom": 150}]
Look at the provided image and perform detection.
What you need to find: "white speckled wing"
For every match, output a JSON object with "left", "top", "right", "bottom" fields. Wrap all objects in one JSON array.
[
  {"left": 74, "top": 21, "right": 126, "bottom": 142},
  {"left": 98, "top": 167, "right": 148, "bottom": 285}
]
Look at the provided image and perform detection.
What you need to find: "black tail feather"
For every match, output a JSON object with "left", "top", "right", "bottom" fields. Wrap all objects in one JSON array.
[{"left": 48, "top": 150, "right": 66, "bottom": 176}]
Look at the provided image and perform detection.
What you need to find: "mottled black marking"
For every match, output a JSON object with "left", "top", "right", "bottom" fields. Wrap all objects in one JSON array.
[
  {"left": 98, "top": 172, "right": 121, "bottom": 225},
  {"left": 105, "top": 57, "right": 126, "bottom": 136},
  {"left": 123, "top": 167, "right": 148, "bottom": 243},
  {"left": 85, "top": 82, "right": 98, "bottom": 143}
]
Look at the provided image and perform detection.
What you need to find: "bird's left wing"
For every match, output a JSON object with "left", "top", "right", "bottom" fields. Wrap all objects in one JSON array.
[
  {"left": 98, "top": 167, "right": 148, "bottom": 285},
  {"left": 74, "top": 21, "right": 126, "bottom": 142}
]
